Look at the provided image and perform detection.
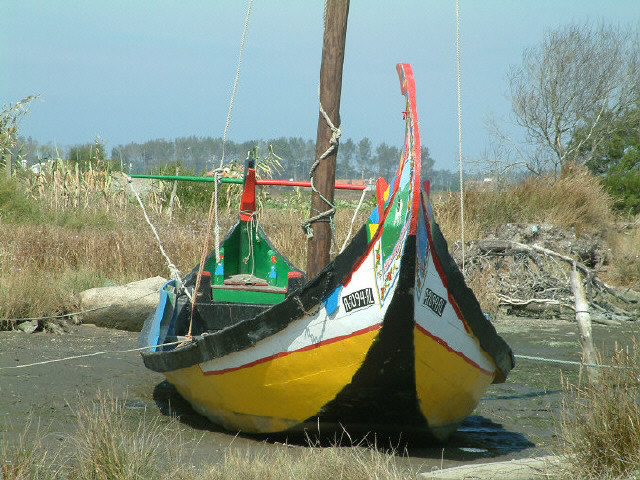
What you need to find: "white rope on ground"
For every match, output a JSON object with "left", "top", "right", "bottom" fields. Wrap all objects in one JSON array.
[
  {"left": 0, "top": 347, "right": 624, "bottom": 373},
  {"left": 340, "top": 185, "right": 371, "bottom": 253},
  {"left": 514, "top": 354, "right": 626, "bottom": 369},
  {"left": 456, "top": 0, "right": 465, "bottom": 272},
  {"left": 1, "top": 290, "right": 158, "bottom": 324},
  {"left": 127, "top": 178, "right": 182, "bottom": 285},
  {"left": 220, "top": 0, "right": 254, "bottom": 168},
  {"left": 0, "top": 340, "right": 189, "bottom": 371}
]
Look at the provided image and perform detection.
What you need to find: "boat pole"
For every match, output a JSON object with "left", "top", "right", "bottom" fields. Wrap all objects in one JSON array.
[{"left": 306, "top": 0, "right": 350, "bottom": 279}]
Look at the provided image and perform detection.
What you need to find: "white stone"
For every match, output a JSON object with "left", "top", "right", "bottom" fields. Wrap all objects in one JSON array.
[{"left": 78, "top": 276, "right": 167, "bottom": 331}]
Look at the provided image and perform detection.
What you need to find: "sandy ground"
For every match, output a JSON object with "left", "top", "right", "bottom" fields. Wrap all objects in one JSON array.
[{"left": 2, "top": 316, "right": 639, "bottom": 476}]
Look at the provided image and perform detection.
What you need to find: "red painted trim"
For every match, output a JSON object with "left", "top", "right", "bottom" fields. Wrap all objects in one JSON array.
[
  {"left": 414, "top": 323, "right": 494, "bottom": 377},
  {"left": 201, "top": 323, "right": 382, "bottom": 376},
  {"left": 255, "top": 179, "right": 367, "bottom": 191},
  {"left": 213, "top": 285, "right": 287, "bottom": 294},
  {"left": 396, "top": 64, "right": 422, "bottom": 236},
  {"left": 421, "top": 193, "right": 472, "bottom": 334}
]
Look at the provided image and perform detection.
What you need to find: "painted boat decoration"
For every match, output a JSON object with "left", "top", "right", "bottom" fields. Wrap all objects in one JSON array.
[{"left": 139, "top": 63, "right": 514, "bottom": 442}]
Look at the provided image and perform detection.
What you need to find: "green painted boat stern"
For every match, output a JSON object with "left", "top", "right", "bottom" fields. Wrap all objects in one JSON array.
[{"left": 199, "top": 160, "right": 304, "bottom": 306}]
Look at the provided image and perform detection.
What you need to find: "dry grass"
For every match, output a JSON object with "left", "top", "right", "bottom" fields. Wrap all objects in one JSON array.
[
  {"left": 1, "top": 392, "right": 415, "bottom": 479},
  {"left": 603, "top": 222, "right": 640, "bottom": 288},
  {"left": 0, "top": 419, "right": 61, "bottom": 480},
  {"left": 0, "top": 216, "right": 211, "bottom": 320},
  {"left": 0, "top": 175, "right": 370, "bottom": 321},
  {"left": 558, "top": 342, "right": 640, "bottom": 479},
  {"left": 434, "top": 166, "right": 614, "bottom": 242},
  {"left": 180, "top": 443, "right": 414, "bottom": 480},
  {"left": 68, "top": 392, "right": 182, "bottom": 480},
  {"left": 1, "top": 164, "right": 636, "bottom": 322}
]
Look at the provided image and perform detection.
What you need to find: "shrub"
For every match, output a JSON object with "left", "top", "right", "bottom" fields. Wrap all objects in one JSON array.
[{"left": 0, "top": 175, "right": 41, "bottom": 223}]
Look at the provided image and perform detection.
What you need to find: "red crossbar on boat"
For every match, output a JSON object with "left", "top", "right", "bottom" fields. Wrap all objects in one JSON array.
[
  {"left": 254, "top": 179, "right": 368, "bottom": 190},
  {"left": 129, "top": 174, "right": 369, "bottom": 191}
]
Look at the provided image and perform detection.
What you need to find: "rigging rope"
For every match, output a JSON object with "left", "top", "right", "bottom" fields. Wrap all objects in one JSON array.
[
  {"left": 300, "top": 0, "right": 343, "bottom": 243},
  {"left": 220, "top": 0, "right": 254, "bottom": 168},
  {"left": 514, "top": 354, "right": 626, "bottom": 370},
  {"left": 189, "top": 169, "right": 225, "bottom": 339},
  {"left": 127, "top": 178, "right": 182, "bottom": 286},
  {"left": 0, "top": 290, "right": 158, "bottom": 324},
  {"left": 188, "top": 0, "right": 254, "bottom": 337},
  {"left": 301, "top": 96, "right": 341, "bottom": 242},
  {"left": 456, "top": 0, "right": 466, "bottom": 272},
  {"left": 340, "top": 185, "right": 370, "bottom": 253}
]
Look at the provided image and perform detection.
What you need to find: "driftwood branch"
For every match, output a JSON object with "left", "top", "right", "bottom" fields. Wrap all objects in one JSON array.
[
  {"left": 469, "top": 239, "right": 638, "bottom": 324},
  {"left": 570, "top": 263, "right": 599, "bottom": 382}
]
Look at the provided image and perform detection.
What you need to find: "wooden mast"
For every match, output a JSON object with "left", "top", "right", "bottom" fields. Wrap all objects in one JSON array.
[{"left": 306, "top": 0, "right": 350, "bottom": 279}]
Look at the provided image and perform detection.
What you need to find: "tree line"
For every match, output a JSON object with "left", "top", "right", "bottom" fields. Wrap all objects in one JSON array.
[
  {"left": 12, "top": 134, "right": 463, "bottom": 191},
  {"left": 5, "top": 22, "right": 638, "bottom": 210}
]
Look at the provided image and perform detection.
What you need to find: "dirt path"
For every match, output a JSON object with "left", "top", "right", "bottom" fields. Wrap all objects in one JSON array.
[{"left": 2, "top": 318, "right": 639, "bottom": 475}]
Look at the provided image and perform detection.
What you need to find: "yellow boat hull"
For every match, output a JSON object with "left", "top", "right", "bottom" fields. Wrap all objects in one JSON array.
[{"left": 164, "top": 327, "right": 380, "bottom": 433}]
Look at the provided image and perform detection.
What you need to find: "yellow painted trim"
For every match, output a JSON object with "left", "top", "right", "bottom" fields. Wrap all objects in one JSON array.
[
  {"left": 164, "top": 328, "right": 380, "bottom": 433},
  {"left": 413, "top": 327, "right": 495, "bottom": 435}
]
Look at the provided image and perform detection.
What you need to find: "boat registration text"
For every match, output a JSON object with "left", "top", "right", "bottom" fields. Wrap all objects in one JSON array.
[{"left": 342, "top": 288, "right": 375, "bottom": 313}]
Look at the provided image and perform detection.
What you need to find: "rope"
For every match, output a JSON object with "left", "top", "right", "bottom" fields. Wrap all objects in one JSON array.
[
  {"left": 214, "top": 169, "right": 221, "bottom": 264},
  {"left": 127, "top": 178, "right": 182, "bottom": 285},
  {"left": 2, "top": 346, "right": 625, "bottom": 373},
  {"left": 309, "top": 99, "right": 342, "bottom": 174},
  {"left": 301, "top": 98, "right": 341, "bottom": 239},
  {"left": 340, "top": 185, "right": 370, "bottom": 253},
  {"left": 1, "top": 290, "right": 158, "bottom": 324},
  {"left": 0, "top": 340, "right": 189, "bottom": 371},
  {"left": 514, "top": 354, "right": 625, "bottom": 369},
  {"left": 241, "top": 211, "right": 257, "bottom": 277},
  {"left": 220, "top": 0, "right": 254, "bottom": 168},
  {"left": 189, "top": 170, "right": 225, "bottom": 338},
  {"left": 456, "top": 0, "right": 465, "bottom": 271}
]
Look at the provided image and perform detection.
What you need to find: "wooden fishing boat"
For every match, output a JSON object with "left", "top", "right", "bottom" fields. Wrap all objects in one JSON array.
[{"left": 139, "top": 63, "right": 514, "bottom": 443}]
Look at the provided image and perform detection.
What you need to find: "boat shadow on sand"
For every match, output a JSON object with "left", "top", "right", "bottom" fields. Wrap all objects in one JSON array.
[{"left": 152, "top": 380, "right": 534, "bottom": 461}]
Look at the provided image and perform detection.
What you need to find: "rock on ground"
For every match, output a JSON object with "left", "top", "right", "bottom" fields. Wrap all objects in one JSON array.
[{"left": 78, "top": 276, "right": 167, "bottom": 331}]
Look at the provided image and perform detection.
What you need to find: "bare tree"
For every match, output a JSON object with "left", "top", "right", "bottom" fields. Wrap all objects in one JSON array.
[{"left": 507, "top": 23, "right": 640, "bottom": 176}]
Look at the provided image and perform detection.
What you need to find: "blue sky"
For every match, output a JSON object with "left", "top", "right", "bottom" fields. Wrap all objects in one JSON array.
[{"left": 2, "top": 1, "right": 639, "bottom": 171}]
